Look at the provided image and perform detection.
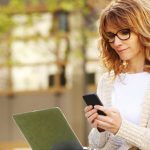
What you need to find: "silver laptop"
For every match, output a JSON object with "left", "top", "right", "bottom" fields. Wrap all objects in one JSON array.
[{"left": 13, "top": 107, "right": 85, "bottom": 150}]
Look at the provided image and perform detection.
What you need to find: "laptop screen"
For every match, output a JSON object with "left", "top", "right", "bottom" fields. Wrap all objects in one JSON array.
[{"left": 13, "top": 107, "right": 84, "bottom": 150}]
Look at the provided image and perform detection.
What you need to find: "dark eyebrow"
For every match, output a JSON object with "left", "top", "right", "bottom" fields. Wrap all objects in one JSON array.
[
  {"left": 105, "top": 32, "right": 115, "bottom": 35},
  {"left": 106, "top": 28, "right": 130, "bottom": 35}
]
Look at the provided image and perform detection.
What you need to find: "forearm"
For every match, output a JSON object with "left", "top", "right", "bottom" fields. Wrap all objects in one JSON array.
[
  {"left": 116, "top": 118, "right": 150, "bottom": 150},
  {"left": 88, "top": 128, "right": 128, "bottom": 150},
  {"left": 88, "top": 128, "right": 109, "bottom": 149}
]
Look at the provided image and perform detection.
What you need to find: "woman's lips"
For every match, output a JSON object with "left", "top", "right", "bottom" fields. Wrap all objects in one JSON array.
[{"left": 117, "top": 48, "right": 128, "bottom": 53}]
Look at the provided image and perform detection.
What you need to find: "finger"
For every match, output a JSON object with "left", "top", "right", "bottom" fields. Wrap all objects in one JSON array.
[
  {"left": 87, "top": 113, "right": 98, "bottom": 124},
  {"left": 94, "top": 105, "right": 119, "bottom": 116},
  {"left": 94, "top": 105, "right": 112, "bottom": 116},
  {"left": 84, "top": 105, "right": 93, "bottom": 113},
  {"left": 98, "top": 115, "right": 114, "bottom": 125},
  {"left": 91, "top": 119, "right": 98, "bottom": 128},
  {"left": 95, "top": 119, "right": 111, "bottom": 130},
  {"left": 85, "top": 108, "right": 97, "bottom": 118}
]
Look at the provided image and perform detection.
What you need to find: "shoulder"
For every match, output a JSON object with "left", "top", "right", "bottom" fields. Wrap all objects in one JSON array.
[
  {"left": 98, "top": 71, "right": 115, "bottom": 85},
  {"left": 97, "top": 71, "right": 115, "bottom": 100}
]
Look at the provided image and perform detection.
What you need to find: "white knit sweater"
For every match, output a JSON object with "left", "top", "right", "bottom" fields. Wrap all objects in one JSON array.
[{"left": 88, "top": 72, "right": 150, "bottom": 150}]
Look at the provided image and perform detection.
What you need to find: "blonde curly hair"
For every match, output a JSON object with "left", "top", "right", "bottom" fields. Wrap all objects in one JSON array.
[{"left": 99, "top": 0, "right": 150, "bottom": 75}]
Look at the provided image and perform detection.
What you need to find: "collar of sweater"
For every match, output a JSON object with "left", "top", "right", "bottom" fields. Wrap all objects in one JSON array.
[{"left": 103, "top": 72, "right": 150, "bottom": 127}]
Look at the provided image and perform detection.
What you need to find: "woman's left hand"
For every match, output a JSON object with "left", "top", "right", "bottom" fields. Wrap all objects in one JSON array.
[{"left": 94, "top": 105, "right": 122, "bottom": 134}]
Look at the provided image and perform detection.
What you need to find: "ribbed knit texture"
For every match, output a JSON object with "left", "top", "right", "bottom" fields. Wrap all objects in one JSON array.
[{"left": 88, "top": 73, "right": 150, "bottom": 150}]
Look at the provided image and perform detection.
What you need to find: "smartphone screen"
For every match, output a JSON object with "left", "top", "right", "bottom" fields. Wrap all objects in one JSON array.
[{"left": 83, "top": 93, "right": 106, "bottom": 116}]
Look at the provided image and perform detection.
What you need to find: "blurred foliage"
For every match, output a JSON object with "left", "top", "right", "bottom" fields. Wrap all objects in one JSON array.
[
  {"left": 46, "top": 0, "right": 85, "bottom": 12},
  {"left": 0, "top": 0, "right": 86, "bottom": 13},
  {"left": 0, "top": 14, "right": 14, "bottom": 37},
  {"left": 0, "top": 0, "right": 90, "bottom": 37}
]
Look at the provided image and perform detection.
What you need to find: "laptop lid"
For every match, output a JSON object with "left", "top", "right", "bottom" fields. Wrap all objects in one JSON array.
[{"left": 13, "top": 107, "right": 84, "bottom": 150}]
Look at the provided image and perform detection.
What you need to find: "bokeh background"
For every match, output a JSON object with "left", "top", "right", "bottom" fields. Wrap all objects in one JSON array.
[{"left": 0, "top": 0, "right": 111, "bottom": 149}]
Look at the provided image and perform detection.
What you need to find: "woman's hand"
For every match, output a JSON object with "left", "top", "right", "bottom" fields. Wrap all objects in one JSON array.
[
  {"left": 94, "top": 105, "right": 122, "bottom": 134},
  {"left": 84, "top": 105, "right": 99, "bottom": 128}
]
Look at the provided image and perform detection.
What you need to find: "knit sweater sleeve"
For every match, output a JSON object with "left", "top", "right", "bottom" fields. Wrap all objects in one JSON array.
[
  {"left": 88, "top": 128, "right": 109, "bottom": 149},
  {"left": 88, "top": 74, "right": 110, "bottom": 149},
  {"left": 115, "top": 118, "right": 150, "bottom": 150},
  {"left": 88, "top": 128, "right": 131, "bottom": 150},
  {"left": 88, "top": 73, "right": 125, "bottom": 150}
]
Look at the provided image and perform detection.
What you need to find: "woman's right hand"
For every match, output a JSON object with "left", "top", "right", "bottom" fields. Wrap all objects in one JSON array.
[{"left": 84, "top": 105, "right": 99, "bottom": 128}]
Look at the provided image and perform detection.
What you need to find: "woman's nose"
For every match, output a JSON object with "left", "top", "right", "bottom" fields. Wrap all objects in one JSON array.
[{"left": 113, "top": 36, "right": 122, "bottom": 47}]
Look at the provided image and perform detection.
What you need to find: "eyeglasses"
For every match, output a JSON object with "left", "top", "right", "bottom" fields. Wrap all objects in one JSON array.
[{"left": 106, "top": 28, "right": 131, "bottom": 43}]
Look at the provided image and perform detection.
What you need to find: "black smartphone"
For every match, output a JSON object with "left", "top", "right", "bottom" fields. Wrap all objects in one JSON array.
[{"left": 82, "top": 93, "right": 106, "bottom": 116}]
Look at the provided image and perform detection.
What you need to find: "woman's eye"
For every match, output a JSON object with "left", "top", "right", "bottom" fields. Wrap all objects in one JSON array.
[
  {"left": 106, "top": 33, "right": 115, "bottom": 38},
  {"left": 120, "top": 29, "right": 130, "bottom": 35}
]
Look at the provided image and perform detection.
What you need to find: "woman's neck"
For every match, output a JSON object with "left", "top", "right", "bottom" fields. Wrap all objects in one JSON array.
[{"left": 126, "top": 57, "right": 145, "bottom": 73}]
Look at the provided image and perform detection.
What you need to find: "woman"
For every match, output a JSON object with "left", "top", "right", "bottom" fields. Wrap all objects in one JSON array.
[{"left": 84, "top": 0, "right": 150, "bottom": 150}]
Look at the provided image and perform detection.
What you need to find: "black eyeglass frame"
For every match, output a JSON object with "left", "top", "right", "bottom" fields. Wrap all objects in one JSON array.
[{"left": 106, "top": 28, "right": 131, "bottom": 43}]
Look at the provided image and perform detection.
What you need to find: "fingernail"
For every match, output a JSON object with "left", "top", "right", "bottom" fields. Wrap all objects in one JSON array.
[{"left": 94, "top": 105, "right": 99, "bottom": 108}]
